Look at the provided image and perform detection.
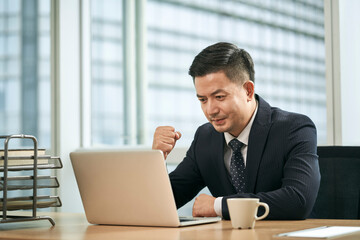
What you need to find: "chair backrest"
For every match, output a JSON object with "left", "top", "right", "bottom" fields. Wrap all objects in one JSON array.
[{"left": 310, "top": 146, "right": 360, "bottom": 219}]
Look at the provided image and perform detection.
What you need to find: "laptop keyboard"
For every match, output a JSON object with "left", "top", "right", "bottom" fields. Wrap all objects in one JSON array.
[
  {"left": 180, "top": 218, "right": 195, "bottom": 222},
  {"left": 179, "top": 217, "right": 203, "bottom": 222}
]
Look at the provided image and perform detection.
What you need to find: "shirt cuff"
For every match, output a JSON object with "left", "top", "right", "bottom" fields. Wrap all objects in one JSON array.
[{"left": 214, "top": 197, "right": 223, "bottom": 217}]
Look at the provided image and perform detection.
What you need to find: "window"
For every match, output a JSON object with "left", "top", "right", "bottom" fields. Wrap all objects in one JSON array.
[
  {"left": 90, "top": 0, "right": 124, "bottom": 146},
  {"left": 0, "top": 0, "right": 51, "bottom": 149},
  {"left": 89, "top": 0, "right": 326, "bottom": 147},
  {"left": 146, "top": 0, "right": 326, "bottom": 145}
]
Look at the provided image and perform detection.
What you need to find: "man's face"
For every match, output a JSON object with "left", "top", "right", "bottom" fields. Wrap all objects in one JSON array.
[{"left": 194, "top": 71, "right": 253, "bottom": 137}]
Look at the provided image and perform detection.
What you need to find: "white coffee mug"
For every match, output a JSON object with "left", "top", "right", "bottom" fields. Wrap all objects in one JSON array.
[{"left": 227, "top": 198, "right": 269, "bottom": 229}]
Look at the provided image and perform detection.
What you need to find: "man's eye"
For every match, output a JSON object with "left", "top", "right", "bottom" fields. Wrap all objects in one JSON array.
[
  {"left": 198, "top": 98, "right": 206, "bottom": 103},
  {"left": 216, "top": 95, "right": 225, "bottom": 100}
]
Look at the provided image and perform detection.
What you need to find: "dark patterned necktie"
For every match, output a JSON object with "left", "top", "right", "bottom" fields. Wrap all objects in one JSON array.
[{"left": 228, "top": 139, "right": 246, "bottom": 193}]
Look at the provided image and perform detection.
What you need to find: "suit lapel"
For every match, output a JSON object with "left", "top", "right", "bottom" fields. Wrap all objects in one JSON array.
[{"left": 246, "top": 95, "right": 272, "bottom": 193}]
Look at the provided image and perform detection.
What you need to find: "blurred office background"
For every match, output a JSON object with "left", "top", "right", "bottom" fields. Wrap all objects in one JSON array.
[{"left": 1, "top": 0, "right": 359, "bottom": 213}]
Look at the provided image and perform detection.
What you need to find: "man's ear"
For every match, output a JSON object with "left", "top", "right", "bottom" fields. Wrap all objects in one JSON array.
[{"left": 243, "top": 81, "right": 255, "bottom": 100}]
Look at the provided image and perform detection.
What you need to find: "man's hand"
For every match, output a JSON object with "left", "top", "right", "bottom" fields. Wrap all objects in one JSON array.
[
  {"left": 152, "top": 126, "right": 181, "bottom": 160},
  {"left": 192, "top": 194, "right": 217, "bottom": 217}
]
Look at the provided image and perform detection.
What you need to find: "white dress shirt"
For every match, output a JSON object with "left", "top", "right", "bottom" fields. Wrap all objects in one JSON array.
[{"left": 214, "top": 102, "right": 258, "bottom": 217}]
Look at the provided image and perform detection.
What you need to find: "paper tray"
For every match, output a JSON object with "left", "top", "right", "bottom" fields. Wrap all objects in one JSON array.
[
  {"left": 0, "top": 196, "right": 62, "bottom": 211},
  {"left": 0, "top": 176, "right": 59, "bottom": 191},
  {"left": 0, "top": 156, "right": 63, "bottom": 171}
]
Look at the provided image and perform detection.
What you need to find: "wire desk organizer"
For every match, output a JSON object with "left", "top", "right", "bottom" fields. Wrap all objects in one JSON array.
[{"left": 0, "top": 134, "right": 63, "bottom": 226}]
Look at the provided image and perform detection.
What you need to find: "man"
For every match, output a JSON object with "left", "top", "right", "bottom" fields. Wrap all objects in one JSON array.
[{"left": 152, "top": 42, "right": 320, "bottom": 220}]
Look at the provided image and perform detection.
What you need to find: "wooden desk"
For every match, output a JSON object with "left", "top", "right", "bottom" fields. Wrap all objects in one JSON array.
[{"left": 0, "top": 212, "right": 359, "bottom": 240}]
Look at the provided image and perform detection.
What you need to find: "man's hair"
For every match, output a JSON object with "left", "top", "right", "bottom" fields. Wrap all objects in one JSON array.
[{"left": 188, "top": 42, "right": 255, "bottom": 84}]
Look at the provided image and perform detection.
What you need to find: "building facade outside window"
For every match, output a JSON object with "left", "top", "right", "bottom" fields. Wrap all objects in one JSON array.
[
  {"left": 90, "top": 0, "right": 326, "bottom": 147},
  {"left": 0, "top": 0, "right": 51, "bottom": 149},
  {"left": 0, "top": 0, "right": 326, "bottom": 149}
]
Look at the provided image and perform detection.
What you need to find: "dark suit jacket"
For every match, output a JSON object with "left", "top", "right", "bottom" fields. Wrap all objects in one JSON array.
[{"left": 169, "top": 95, "right": 320, "bottom": 220}]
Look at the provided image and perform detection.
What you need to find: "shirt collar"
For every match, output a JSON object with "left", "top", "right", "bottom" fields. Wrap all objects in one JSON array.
[{"left": 224, "top": 101, "right": 258, "bottom": 146}]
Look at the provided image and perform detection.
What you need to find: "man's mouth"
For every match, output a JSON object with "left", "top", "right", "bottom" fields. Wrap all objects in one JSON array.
[{"left": 211, "top": 118, "right": 226, "bottom": 125}]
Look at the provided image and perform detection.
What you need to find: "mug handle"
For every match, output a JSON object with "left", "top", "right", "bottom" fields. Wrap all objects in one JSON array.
[{"left": 255, "top": 202, "right": 269, "bottom": 220}]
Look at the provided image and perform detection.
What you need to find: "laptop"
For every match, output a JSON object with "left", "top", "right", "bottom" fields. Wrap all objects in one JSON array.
[{"left": 70, "top": 149, "right": 221, "bottom": 227}]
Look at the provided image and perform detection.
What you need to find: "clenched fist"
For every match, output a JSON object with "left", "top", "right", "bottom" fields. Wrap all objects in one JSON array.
[{"left": 152, "top": 126, "right": 182, "bottom": 159}]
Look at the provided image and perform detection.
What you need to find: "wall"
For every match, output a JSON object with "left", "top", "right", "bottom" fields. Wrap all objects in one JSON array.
[{"left": 339, "top": 0, "right": 360, "bottom": 145}]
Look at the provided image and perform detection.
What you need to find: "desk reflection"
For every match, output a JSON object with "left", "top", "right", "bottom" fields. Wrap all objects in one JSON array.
[
  {"left": 230, "top": 229, "right": 259, "bottom": 240},
  {"left": 85, "top": 224, "right": 181, "bottom": 240},
  {"left": 85, "top": 222, "right": 264, "bottom": 240}
]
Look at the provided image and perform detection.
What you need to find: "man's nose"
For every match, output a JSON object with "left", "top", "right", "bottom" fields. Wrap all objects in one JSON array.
[{"left": 206, "top": 100, "right": 219, "bottom": 116}]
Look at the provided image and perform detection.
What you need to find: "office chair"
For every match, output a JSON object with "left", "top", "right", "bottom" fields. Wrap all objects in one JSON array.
[{"left": 310, "top": 146, "right": 360, "bottom": 219}]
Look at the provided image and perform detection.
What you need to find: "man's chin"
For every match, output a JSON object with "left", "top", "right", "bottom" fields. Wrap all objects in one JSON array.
[{"left": 210, "top": 124, "right": 228, "bottom": 133}]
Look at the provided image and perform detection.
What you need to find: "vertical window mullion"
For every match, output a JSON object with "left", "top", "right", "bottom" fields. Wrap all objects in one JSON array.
[
  {"left": 80, "top": 0, "right": 92, "bottom": 147},
  {"left": 135, "top": 0, "right": 147, "bottom": 145},
  {"left": 122, "top": 0, "right": 137, "bottom": 145}
]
